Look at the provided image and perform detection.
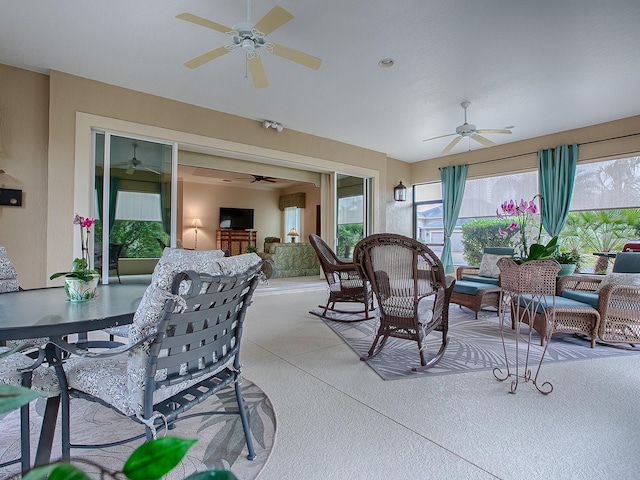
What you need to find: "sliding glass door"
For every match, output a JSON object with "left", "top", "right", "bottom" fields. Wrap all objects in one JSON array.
[
  {"left": 93, "top": 132, "right": 175, "bottom": 283},
  {"left": 335, "top": 174, "right": 372, "bottom": 259}
]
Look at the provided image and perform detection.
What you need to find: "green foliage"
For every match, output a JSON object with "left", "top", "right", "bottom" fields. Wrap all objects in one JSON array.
[
  {"left": 245, "top": 245, "right": 258, "bottom": 254},
  {"left": 554, "top": 249, "right": 581, "bottom": 264},
  {"left": 0, "top": 384, "right": 43, "bottom": 415},
  {"left": 525, "top": 236, "right": 558, "bottom": 261},
  {"left": 461, "top": 218, "right": 513, "bottom": 266},
  {"left": 123, "top": 437, "right": 197, "bottom": 480},
  {"left": 337, "top": 223, "right": 364, "bottom": 258},
  {"left": 99, "top": 220, "right": 167, "bottom": 259}
]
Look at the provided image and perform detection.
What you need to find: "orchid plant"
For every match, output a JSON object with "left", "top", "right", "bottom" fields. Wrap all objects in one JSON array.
[
  {"left": 496, "top": 196, "right": 558, "bottom": 263},
  {"left": 50, "top": 214, "right": 100, "bottom": 282}
]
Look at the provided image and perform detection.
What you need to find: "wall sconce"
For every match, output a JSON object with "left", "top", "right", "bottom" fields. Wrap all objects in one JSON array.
[
  {"left": 192, "top": 218, "right": 203, "bottom": 250},
  {"left": 262, "top": 120, "right": 284, "bottom": 132},
  {"left": 393, "top": 181, "right": 407, "bottom": 202},
  {"left": 287, "top": 227, "right": 299, "bottom": 243}
]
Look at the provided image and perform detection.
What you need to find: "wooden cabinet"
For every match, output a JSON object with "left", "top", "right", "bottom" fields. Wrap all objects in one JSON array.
[{"left": 216, "top": 230, "right": 257, "bottom": 256}]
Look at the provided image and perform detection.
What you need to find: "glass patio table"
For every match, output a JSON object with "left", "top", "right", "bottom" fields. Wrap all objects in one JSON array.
[{"left": 0, "top": 283, "right": 148, "bottom": 468}]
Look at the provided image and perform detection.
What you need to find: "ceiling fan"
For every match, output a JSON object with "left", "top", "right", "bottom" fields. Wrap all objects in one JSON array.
[
  {"left": 250, "top": 175, "right": 276, "bottom": 183},
  {"left": 112, "top": 144, "right": 161, "bottom": 175},
  {"left": 423, "top": 101, "right": 513, "bottom": 154},
  {"left": 176, "top": 0, "right": 322, "bottom": 88}
]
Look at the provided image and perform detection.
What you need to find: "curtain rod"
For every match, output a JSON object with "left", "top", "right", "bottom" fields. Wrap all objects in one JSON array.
[{"left": 468, "top": 131, "right": 640, "bottom": 167}]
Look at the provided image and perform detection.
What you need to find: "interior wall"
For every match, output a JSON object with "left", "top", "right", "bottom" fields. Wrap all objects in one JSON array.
[
  {"left": 411, "top": 115, "right": 640, "bottom": 184},
  {"left": 45, "top": 70, "right": 387, "bottom": 286},
  {"left": 0, "top": 64, "right": 49, "bottom": 288},
  {"left": 385, "top": 157, "right": 412, "bottom": 237},
  {"left": 181, "top": 182, "right": 282, "bottom": 251}
]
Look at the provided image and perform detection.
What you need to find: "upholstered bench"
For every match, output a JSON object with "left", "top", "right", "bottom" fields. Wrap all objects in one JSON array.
[
  {"left": 450, "top": 280, "right": 501, "bottom": 319},
  {"left": 512, "top": 294, "right": 601, "bottom": 347}
]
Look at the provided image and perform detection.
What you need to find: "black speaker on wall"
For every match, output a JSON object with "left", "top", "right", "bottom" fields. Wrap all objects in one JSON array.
[{"left": 0, "top": 188, "right": 22, "bottom": 206}]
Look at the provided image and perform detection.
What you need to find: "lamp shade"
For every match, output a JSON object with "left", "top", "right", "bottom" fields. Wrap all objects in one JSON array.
[
  {"left": 191, "top": 218, "right": 202, "bottom": 228},
  {"left": 394, "top": 181, "right": 407, "bottom": 202},
  {"left": 287, "top": 228, "right": 299, "bottom": 237}
]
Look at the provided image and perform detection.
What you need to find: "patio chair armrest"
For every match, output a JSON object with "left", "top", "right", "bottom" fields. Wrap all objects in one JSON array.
[
  {"left": 456, "top": 266, "right": 479, "bottom": 281},
  {"left": 557, "top": 274, "right": 603, "bottom": 295},
  {"left": 49, "top": 332, "right": 157, "bottom": 360}
]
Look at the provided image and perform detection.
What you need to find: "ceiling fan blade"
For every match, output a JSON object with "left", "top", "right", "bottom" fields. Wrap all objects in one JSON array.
[
  {"left": 476, "top": 129, "right": 512, "bottom": 135},
  {"left": 422, "top": 133, "right": 457, "bottom": 142},
  {"left": 269, "top": 43, "right": 322, "bottom": 70},
  {"left": 247, "top": 55, "right": 268, "bottom": 88},
  {"left": 472, "top": 134, "right": 496, "bottom": 147},
  {"left": 252, "top": 6, "right": 293, "bottom": 36},
  {"left": 442, "top": 136, "right": 462, "bottom": 154},
  {"left": 142, "top": 166, "right": 162, "bottom": 175},
  {"left": 125, "top": 165, "right": 135, "bottom": 175},
  {"left": 264, "top": 178, "right": 276, "bottom": 183},
  {"left": 176, "top": 13, "right": 233, "bottom": 34},
  {"left": 184, "top": 46, "right": 232, "bottom": 69}
]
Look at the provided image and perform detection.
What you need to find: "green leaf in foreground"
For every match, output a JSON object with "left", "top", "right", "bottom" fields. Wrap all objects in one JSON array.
[
  {"left": 22, "top": 462, "right": 91, "bottom": 480},
  {"left": 184, "top": 471, "right": 239, "bottom": 480},
  {"left": 123, "top": 436, "right": 197, "bottom": 480},
  {"left": 0, "top": 384, "right": 43, "bottom": 414}
]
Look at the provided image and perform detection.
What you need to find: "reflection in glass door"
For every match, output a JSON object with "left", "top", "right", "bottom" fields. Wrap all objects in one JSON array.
[
  {"left": 336, "top": 174, "right": 371, "bottom": 259},
  {"left": 93, "top": 132, "right": 174, "bottom": 283}
]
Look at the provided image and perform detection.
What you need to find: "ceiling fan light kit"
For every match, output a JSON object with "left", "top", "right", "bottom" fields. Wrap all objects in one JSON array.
[
  {"left": 423, "top": 101, "right": 513, "bottom": 154},
  {"left": 262, "top": 120, "right": 284, "bottom": 132},
  {"left": 177, "top": 1, "right": 322, "bottom": 89}
]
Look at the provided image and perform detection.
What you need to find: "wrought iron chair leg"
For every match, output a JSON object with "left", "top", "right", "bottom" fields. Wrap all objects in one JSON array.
[{"left": 235, "top": 382, "right": 256, "bottom": 461}]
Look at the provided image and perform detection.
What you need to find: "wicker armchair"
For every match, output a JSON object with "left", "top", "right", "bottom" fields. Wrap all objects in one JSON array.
[
  {"left": 353, "top": 234, "right": 455, "bottom": 372},
  {"left": 558, "top": 252, "right": 640, "bottom": 347},
  {"left": 309, "top": 234, "right": 374, "bottom": 322}
]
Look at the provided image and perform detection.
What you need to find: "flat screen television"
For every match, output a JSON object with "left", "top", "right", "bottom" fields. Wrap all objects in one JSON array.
[{"left": 219, "top": 207, "right": 254, "bottom": 230}]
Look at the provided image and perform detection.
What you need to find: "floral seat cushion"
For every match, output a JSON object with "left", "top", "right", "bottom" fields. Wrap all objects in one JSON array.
[{"left": 0, "top": 347, "right": 60, "bottom": 396}]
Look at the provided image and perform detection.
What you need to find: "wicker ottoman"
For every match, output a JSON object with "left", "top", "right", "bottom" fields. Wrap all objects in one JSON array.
[
  {"left": 451, "top": 280, "right": 502, "bottom": 319},
  {"left": 513, "top": 296, "right": 601, "bottom": 347}
]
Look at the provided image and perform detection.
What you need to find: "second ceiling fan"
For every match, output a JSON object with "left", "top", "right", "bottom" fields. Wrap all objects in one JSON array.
[
  {"left": 177, "top": 1, "right": 322, "bottom": 88},
  {"left": 423, "top": 101, "right": 513, "bottom": 154}
]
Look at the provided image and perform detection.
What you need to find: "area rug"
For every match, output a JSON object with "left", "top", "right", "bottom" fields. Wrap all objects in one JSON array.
[
  {"left": 0, "top": 380, "right": 275, "bottom": 479},
  {"left": 313, "top": 306, "right": 640, "bottom": 380}
]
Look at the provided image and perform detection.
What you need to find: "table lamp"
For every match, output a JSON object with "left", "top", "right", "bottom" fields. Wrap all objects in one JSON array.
[{"left": 287, "top": 228, "right": 299, "bottom": 243}]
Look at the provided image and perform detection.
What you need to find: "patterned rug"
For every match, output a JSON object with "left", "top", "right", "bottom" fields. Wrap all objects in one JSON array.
[
  {"left": 314, "top": 306, "right": 640, "bottom": 380},
  {"left": 0, "top": 380, "right": 275, "bottom": 479}
]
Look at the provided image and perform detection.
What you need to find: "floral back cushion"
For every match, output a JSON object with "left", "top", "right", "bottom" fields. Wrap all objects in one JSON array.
[{"left": 478, "top": 253, "right": 511, "bottom": 278}]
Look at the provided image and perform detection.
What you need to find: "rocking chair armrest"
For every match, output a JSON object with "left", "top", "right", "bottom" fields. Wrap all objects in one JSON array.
[
  {"left": 331, "top": 263, "right": 361, "bottom": 275},
  {"left": 49, "top": 332, "right": 157, "bottom": 360}
]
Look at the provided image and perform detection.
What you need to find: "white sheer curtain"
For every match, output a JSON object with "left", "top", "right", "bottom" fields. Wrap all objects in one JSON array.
[{"left": 283, "top": 207, "right": 301, "bottom": 241}]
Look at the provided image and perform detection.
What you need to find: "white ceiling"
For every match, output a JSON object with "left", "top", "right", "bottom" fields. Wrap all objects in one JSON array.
[{"left": 1, "top": 0, "right": 639, "bottom": 163}]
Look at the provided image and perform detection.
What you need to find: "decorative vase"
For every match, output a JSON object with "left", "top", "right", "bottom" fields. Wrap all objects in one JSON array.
[
  {"left": 64, "top": 275, "right": 99, "bottom": 302},
  {"left": 557, "top": 263, "right": 576, "bottom": 277}
]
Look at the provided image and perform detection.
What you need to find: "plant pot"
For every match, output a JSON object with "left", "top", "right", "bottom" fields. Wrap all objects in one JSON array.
[
  {"left": 64, "top": 275, "right": 99, "bottom": 302},
  {"left": 497, "top": 258, "right": 561, "bottom": 295},
  {"left": 557, "top": 263, "right": 576, "bottom": 276}
]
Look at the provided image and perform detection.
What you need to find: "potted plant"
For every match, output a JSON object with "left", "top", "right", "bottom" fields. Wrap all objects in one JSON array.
[
  {"left": 554, "top": 249, "right": 581, "bottom": 276},
  {"left": 50, "top": 214, "right": 100, "bottom": 301}
]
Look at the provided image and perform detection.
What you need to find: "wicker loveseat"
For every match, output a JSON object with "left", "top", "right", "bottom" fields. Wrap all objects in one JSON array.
[
  {"left": 259, "top": 242, "right": 320, "bottom": 278},
  {"left": 557, "top": 252, "right": 640, "bottom": 347}
]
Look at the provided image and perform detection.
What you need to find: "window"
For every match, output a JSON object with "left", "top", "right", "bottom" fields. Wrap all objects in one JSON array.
[{"left": 284, "top": 207, "right": 301, "bottom": 241}]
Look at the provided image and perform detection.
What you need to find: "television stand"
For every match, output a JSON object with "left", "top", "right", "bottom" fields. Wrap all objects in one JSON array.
[{"left": 216, "top": 230, "right": 257, "bottom": 256}]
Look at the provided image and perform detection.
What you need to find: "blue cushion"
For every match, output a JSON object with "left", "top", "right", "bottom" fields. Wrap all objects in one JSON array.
[
  {"left": 484, "top": 247, "right": 514, "bottom": 256},
  {"left": 516, "top": 294, "right": 593, "bottom": 314},
  {"left": 613, "top": 252, "right": 640, "bottom": 273},
  {"left": 461, "top": 275, "right": 500, "bottom": 286},
  {"left": 561, "top": 290, "right": 599, "bottom": 308},
  {"left": 453, "top": 280, "right": 499, "bottom": 296}
]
